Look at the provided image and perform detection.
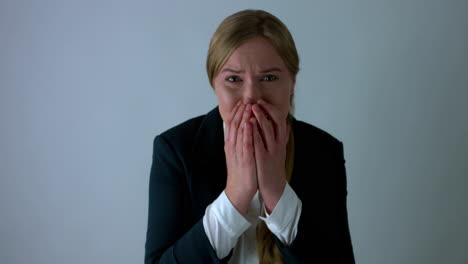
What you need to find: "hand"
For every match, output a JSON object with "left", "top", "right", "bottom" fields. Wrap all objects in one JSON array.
[
  {"left": 251, "top": 100, "right": 291, "bottom": 214},
  {"left": 224, "top": 101, "right": 258, "bottom": 217}
]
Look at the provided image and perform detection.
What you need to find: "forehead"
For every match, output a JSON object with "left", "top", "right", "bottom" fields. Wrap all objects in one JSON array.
[{"left": 222, "top": 37, "right": 286, "bottom": 71}]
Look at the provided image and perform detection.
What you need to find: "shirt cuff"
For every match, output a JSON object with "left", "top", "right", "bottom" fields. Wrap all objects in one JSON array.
[
  {"left": 203, "top": 190, "right": 252, "bottom": 259},
  {"left": 259, "top": 183, "right": 302, "bottom": 246}
]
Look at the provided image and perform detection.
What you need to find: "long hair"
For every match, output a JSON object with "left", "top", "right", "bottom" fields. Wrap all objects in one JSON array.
[{"left": 206, "top": 9, "right": 300, "bottom": 263}]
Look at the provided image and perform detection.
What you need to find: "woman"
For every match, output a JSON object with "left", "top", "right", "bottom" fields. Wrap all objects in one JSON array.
[{"left": 145, "top": 9, "right": 355, "bottom": 264}]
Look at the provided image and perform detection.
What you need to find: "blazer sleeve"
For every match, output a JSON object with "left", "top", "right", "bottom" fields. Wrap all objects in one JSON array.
[
  {"left": 144, "top": 135, "right": 232, "bottom": 264},
  {"left": 273, "top": 141, "right": 356, "bottom": 263}
]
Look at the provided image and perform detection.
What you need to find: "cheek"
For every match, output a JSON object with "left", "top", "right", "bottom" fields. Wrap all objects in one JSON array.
[
  {"left": 265, "top": 83, "right": 291, "bottom": 106},
  {"left": 263, "top": 82, "right": 293, "bottom": 117},
  {"left": 214, "top": 87, "right": 240, "bottom": 121}
]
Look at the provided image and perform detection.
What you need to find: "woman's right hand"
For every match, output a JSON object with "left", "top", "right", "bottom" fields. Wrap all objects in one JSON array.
[{"left": 224, "top": 101, "right": 258, "bottom": 217}]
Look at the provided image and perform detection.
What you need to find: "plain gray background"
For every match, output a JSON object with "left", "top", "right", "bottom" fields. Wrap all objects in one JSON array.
[{"left": 1, "top": 0, "right": 467, "bottom": 263}]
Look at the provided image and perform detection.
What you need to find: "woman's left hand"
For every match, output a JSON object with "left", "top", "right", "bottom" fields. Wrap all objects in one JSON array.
[{"left": 250, "top": 100, "right": 291, "bottom": 214}]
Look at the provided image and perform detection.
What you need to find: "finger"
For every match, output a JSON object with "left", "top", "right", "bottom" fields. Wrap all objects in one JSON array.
[
  {"left": 236, "top": 104, "right": 252, "bottom": 146},
  {"left": 243, "top": 115, "right": 254, "bottom": 158},
  {"left": 258, "top": 100, "right": 288, "bottom": 141},
  {"left": 236, "top": 104, "right": 251, "bottom": 154},
  {"left": 230, "top": 103, "right": 246, "bottom": 145},
  {"left": 237, "top": 121, "right": 244, "bottom": 155},
  {"left": 251, "top": 117, "right": 266, "bottom": 157},
  {"left": 225, "top": 101, "right": 242, "bottom": 142},
  {"left": 226, "top": 101, "right": 242, "bottom": 136},
  {"left": 252, "top": 104, "right": 275, "bottom": 149}
]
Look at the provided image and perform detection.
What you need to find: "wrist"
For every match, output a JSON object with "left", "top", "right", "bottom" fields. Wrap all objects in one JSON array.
[
  {"left": 260, "top": 180, "right": 286, "bottom": 214},
  {"left": 225, "top": 186, "right": 254, "bottom": 217}
]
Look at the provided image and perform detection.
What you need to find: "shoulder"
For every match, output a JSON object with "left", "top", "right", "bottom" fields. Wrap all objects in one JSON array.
[
  {"left": 294, "top": 119, "right": 342, "bottom": 144},
  {"left": 153, "top": 112, "right": 206, "bottom": 154},
  {"left": 293, "top": 119, "right": 344, "bottom": 159},
  {"left": 159, "top": 113, "right": 205, "bottom": 142},
  {"left": 152, "top": 105, "right": 223, "bottom": 157}
]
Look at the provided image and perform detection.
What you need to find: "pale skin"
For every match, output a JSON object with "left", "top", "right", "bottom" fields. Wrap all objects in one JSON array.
[{"left": 212, "top": 36, "right": 296, "bottom": 217}]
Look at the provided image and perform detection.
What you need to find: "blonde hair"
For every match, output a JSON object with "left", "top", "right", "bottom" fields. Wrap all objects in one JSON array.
[
  {"left": 206, "top": 9, "right": 300, "bottom": 115},
  {"left": 206, "top": 9, "right": 299, "bottom": 263}
]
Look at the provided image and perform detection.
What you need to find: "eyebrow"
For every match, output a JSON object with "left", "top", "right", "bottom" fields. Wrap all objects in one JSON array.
[
  {"left": 260, "top": 67, "right": 282, "bottom": 73},
  {"left": 221, "top": 67, "right": 282, "bottom": 74}
]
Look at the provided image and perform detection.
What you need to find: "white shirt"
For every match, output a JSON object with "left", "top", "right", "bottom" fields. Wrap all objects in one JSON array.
[{"left": 202, "top": 122, "right": 302, "bottom": 263}]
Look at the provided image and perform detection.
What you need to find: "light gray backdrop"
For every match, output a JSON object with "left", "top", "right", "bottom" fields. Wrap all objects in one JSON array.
[{"left": 1, "top": 0, "right": 467, "bottom": 263}]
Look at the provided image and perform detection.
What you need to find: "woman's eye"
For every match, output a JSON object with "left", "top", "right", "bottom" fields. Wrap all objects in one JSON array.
[
  {"left": 262, "top": 75, "right": 278, "bottom": 81},
  {"left": 226, "top": 76, "right": 241, "bottom": 82}
]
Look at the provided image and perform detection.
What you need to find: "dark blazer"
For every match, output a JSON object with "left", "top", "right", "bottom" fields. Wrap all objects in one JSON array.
[{"left": 144, "top": 106, "right": 355, "bottom": 264}]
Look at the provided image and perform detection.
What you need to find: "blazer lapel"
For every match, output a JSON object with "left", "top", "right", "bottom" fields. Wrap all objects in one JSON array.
[{"left": 189, "top": 106, "right": 227, "bottom": 219}]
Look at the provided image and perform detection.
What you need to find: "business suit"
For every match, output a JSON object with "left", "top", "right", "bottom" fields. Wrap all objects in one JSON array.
[{"left": 144, "top": 106, "right": 355, "bottom": 263}]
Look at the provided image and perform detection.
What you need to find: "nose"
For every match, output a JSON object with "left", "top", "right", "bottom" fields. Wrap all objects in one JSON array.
[{"left": 243, "top": 79, "right": 262, "bottom": 104}]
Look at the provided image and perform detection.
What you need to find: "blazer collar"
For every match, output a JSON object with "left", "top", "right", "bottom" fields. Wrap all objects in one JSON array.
[
  {"left": 192, "top": 105, "right": 225, "bottom": 161},
  {"left": 189, "top": 106, "right": 227, "bottom": 218}
]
